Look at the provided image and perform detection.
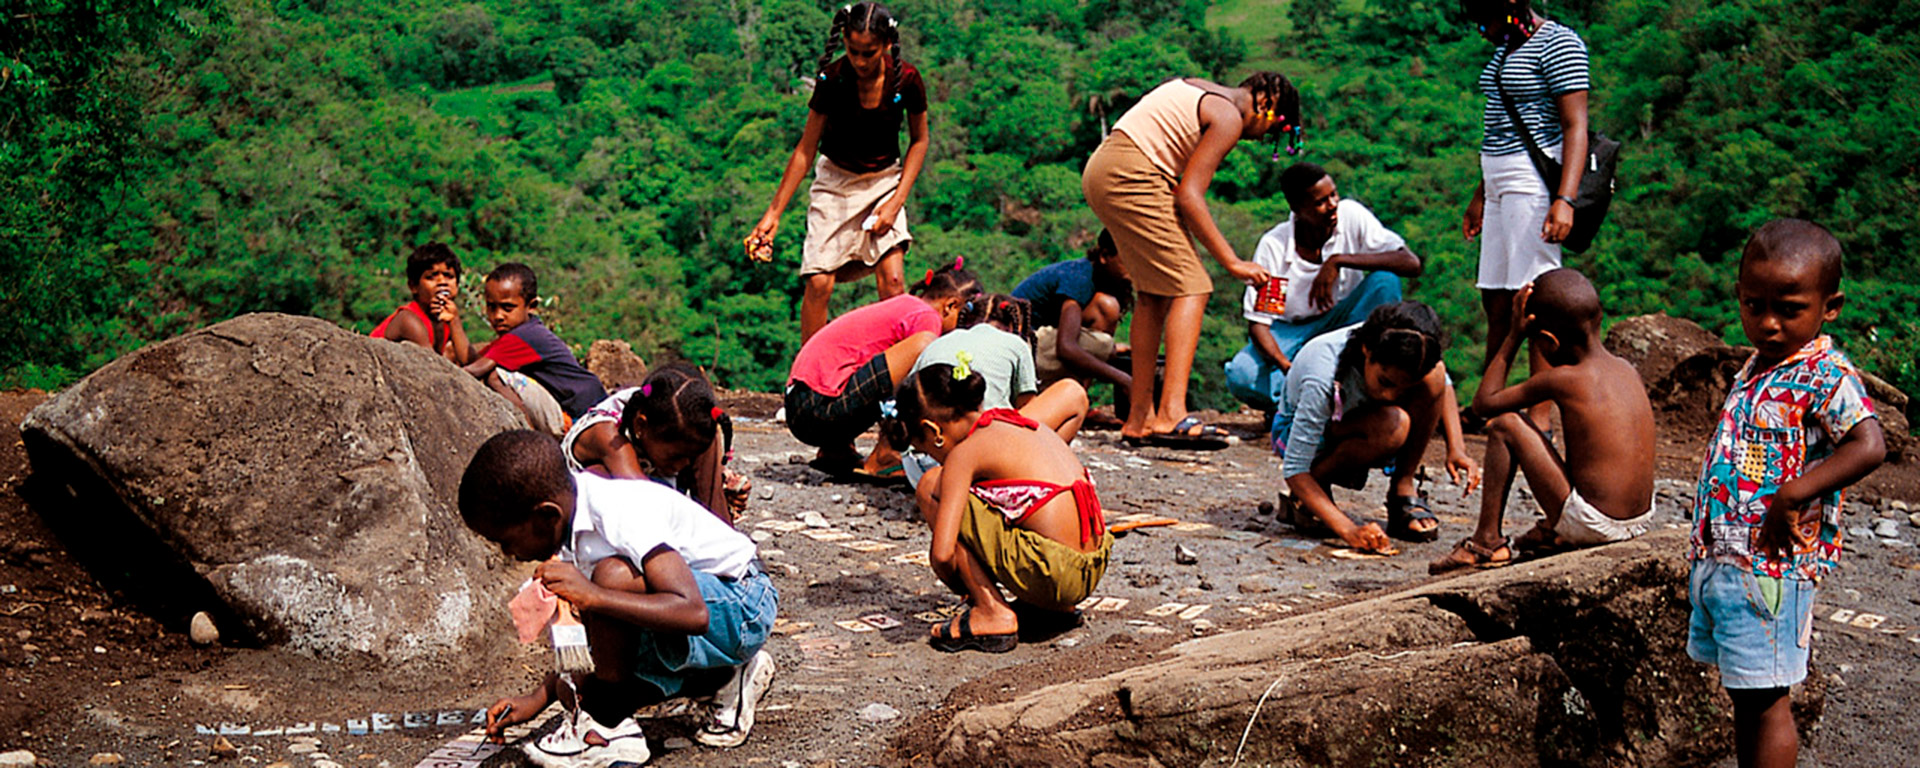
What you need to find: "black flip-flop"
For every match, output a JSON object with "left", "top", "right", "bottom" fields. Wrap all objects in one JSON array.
[
  {"left": 929, "top": 608, "right": 1017, "bottom": 654},
  {"left": 1386, "top": 494, "right": 1442, "bottom": 543},
  {"left": 806, "top": 454, "right": 856, "bottom": 478},
  {"left": 1122, "top": 415, "right": 1230, "bottom": 451}
]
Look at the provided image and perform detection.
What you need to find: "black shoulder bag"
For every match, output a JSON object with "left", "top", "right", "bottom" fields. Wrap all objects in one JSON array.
[{"left": 1494, "top": 64, "right": 1620, "bottom": 253}]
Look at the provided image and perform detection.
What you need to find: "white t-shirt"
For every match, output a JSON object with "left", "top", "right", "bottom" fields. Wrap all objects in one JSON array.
[
  {"left": 561, "top": 472, "right": 756, "bottom": 580},
  {"left": 1242, "top": 199, "right": 1407, "bottom": 325}
]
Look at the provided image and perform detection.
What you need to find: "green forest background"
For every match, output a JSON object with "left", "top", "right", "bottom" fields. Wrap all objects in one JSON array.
[{"left": 5, "top": 0, "right": 1917, "bottom": 413}]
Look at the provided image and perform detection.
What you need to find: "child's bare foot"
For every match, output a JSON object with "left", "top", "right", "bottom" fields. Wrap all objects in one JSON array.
[
  {"left": 861, "top": 445, "right": 901, "bottom": 474},
  {"left": 1513, "top": 522, "right": 1561, "bottom": 553}
]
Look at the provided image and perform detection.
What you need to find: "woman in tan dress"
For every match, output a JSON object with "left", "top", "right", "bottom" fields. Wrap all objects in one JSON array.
[{"left": 1082, "top": 72, "right": 1302, "bottom": 447}]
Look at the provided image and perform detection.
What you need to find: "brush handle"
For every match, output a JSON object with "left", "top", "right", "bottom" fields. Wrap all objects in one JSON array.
[{"left": 553, "top": 598, "right": 583, "bottom": 626}]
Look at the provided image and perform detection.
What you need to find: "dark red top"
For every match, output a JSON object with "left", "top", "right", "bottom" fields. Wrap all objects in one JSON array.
[
  {"left": 371, "top": 301, "right": 449, "bottom": 347},
  {"left": 809, "top": 57, "right": 927, "bottom": 174}
]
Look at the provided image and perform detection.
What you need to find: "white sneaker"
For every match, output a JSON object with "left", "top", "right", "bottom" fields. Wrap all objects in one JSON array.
[
  {"left": 526, "top": 710, "right": 651, "bottom": 767},
  {"left": 695, "top": 649, "right": 776, "bottom": 748}
]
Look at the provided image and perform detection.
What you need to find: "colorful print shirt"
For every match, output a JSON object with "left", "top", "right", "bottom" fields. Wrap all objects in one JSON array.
[{"left": 1689, "top": 335, "right": 1876, "bottom": 582}]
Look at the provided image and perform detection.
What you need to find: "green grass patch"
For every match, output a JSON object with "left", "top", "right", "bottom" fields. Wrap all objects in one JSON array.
[{"left": 431, "top": 72, "right": 558, "bottom": 133}]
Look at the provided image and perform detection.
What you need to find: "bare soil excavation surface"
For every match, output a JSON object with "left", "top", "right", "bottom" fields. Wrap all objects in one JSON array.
[{"left": 1, "top": 389, "right": 1915, "bottom": 767}]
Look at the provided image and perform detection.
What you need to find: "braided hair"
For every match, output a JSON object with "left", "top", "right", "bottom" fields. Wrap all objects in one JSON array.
[
  {"left": 909, "top": 256, "right": 979, "bottom": 301},
  {"left": 1335, "top": 301, "right": 1448, "bottom": 387},
  {"left": 966, "top": 293, "right": 1034, "bottom": 344},
  {"left": 818, "top": 3, "right": 903, "bottom": 81},
  {"left": 879, "top": 364, "right": 987, "bottom": 452},
  {"left": 1239, "top": 71, "right": 1301, "bottom": 126},
  {"left": 620, "top": 362, "right": 733, "bottom": 461}
]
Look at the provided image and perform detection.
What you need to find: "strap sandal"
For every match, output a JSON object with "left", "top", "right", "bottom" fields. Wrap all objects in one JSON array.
[
  {"left": 1123, "top": 415, "right": 1231, "bottom": 451},
  {"left": 1385, "top": 493, "right": 1442, "bottom": 543},
  {"left": 928, "top": 608, "right": 1017, "bottom": 654},
  {"left": 1427, "top": 537, "right": 1514, "bottom": 575}
]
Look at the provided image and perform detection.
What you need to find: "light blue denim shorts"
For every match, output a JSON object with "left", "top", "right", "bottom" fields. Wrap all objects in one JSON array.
[
  {"left": 1686, "top": 558, "right": 1815, "bottom": 690},
  {"left": 632, "top": 565, "right": 778, "bottom": 697}
]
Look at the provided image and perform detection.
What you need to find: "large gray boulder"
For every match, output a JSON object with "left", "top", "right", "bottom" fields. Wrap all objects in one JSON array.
[
  {"left": 20, "top": 313, "right": 526, "bottom": 669},
  {"left": 922, "top": 529, "right": 1819, "bottom": 767}
]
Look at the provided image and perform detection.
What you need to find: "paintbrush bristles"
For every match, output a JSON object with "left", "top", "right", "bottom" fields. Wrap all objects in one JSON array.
[{"left": 551, "top": 600, "right": 596, "bottom": 675}]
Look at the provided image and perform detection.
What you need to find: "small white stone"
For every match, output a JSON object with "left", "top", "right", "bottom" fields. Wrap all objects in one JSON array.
[
  {"left": 0, "top": 752, "right": 34, "bottom": 768},
  {"left": 801, "top": 511, "right": 830, "bottom": 528},
  {"left": 312, "top": 761, "right": 343, "bottom": 768},
  {"left": 662, "top": 737, "right": 692, "bottom": 750},
  {"left": 1874, "top": 518, "right": 1903, "bottom": 538},
  {"left": 286, "top": 743, "right": 316, "bottom": 755},
  {"left": 750, "top": 530, "right": 773, "bottom": 543},
  {"left": 857, "top": 702, "right": 900, "bottom": 722},
  {"left": 830, "top": 493, "right": 845, "bottom": 503},
  {"left": 189, "top": 612, "right": 219, "bottom": 645}
]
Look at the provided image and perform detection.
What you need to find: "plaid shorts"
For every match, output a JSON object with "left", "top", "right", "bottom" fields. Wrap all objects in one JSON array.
[{"left": 785, "top": 352, "right": 895, "bottom": 447}]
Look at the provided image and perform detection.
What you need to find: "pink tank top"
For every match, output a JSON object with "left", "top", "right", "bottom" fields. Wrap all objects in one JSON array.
[{"left": 1111, "top": 79, "right": 1209, "bottom": 180}]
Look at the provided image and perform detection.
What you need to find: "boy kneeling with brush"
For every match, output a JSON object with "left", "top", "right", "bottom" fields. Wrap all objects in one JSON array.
[{"left": 461, "top": 430, "right": 778, "bottom": 766}]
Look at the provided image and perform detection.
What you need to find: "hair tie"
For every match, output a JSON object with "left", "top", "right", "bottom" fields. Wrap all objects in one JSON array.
[
  {"left": 952, "top": 256, "right": 965, "bottom": 270},
  {"left": 923, "top": 268, "right": 934, "bottom": 286},
  {"left": 640, "top": 383, "right": 652, "bottom": 397},
  {"left": 952, "top": 351, "right": 973, "bottom": 380},
  {"left": 710, "top": 406, "right": 725, "bottom": 421},
  {"left": 879, "top": 400, "right": 899, "bottom": 419},
  {"left": 888, "top": 17, "right": 897, "bottom": 28},
  {"left": 842, "top": 4, "right": 851, "bottom": 11}
]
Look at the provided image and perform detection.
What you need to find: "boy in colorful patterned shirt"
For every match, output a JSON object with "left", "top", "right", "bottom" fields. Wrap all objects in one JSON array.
[{"left": 1688, "top": 219, "right": 1885, "bottom": 768}]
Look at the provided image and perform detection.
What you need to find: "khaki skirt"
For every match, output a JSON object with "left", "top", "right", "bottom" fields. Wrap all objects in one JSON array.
[
  {"left": 1081, "top": 131, "right": 1211, "bottom": 297},
  {"left": 803, "top": 156, "right": 913, "bottom": 276}
]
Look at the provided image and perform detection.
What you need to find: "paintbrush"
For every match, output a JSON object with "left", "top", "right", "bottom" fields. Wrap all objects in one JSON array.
[{"left": 551, "top": 598, "right": 595, "bottom": 675}]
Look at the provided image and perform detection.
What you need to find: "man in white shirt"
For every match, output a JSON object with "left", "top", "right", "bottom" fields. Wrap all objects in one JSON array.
[{"left": 1224, "top": 163, "right": 1423, "bottom": 419}]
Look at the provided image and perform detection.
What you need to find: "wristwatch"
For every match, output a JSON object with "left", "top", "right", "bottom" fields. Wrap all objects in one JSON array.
[{"left": 1552, "top": 194, "right": 1577, "bottom": 206}]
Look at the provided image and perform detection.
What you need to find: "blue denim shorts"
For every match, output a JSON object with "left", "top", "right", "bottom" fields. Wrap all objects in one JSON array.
[
  {"left": 632, "top": 565, "right": 778, "bottom": 697},
  {"left": 1686, "top": 558, "right": 1815, "bottom": 690}
]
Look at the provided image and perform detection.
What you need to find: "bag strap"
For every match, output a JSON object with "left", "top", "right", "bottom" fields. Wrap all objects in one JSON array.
[{"left": 1493, "top": 58, "right": 1562, "bottom": 189}]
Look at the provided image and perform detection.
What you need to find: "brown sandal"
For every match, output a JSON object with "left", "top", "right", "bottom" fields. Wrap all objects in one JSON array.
[{"left": 1428, "top": 537, "right": 1514, "bottom": 575}]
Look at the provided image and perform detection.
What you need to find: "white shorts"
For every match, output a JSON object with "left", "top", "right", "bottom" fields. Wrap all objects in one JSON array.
[
  {"left": 1477, "top": 147, "right": 1563, "bottom": 290},
  {"left": 497, "top": 370, "right": 567, "bottom": 438},
  {"left": 1553, "top": 487, "right": 1655, "bottom": 546}
]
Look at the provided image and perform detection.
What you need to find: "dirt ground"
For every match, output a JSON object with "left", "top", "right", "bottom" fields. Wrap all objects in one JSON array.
[{"left": 2, "top": 388, "right": 1916, "bottom": 767}]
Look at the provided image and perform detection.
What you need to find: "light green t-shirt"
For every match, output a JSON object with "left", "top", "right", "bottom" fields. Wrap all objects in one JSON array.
[{"left": 910, "top": 324, "right": 1038, "bottom": 410}]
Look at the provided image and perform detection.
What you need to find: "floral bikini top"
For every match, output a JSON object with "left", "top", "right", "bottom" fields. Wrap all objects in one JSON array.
[{"left": 966, "top": 409, "right": 1107, "bottom": 546}]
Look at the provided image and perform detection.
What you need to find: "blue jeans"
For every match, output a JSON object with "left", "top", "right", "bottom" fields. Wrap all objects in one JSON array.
[
  {"left": 632, "top": 566, "right": 778, "bottom": 697},
  {"left": 1687, "top": 559, "right": 1815, "bottom": 690},
  {"left": 1223, "top": 271, "right": 1403, "bottom": 413}
]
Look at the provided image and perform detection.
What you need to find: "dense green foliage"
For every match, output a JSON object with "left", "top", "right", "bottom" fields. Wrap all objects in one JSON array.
[{"left": 4, "top": 0, "right": 1916, "bottom": 415}]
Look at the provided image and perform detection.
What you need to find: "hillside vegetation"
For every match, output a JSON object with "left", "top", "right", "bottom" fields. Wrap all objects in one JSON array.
[{"left": 4, "top": 0, "right": 1915, "bottom": 410}]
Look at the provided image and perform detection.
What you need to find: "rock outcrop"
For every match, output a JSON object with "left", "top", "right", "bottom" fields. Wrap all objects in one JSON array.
[
  {"left": 923, "top": 529, "right": 1817, "bottom": 767},
  {"left": 19, "top": 313, "right": 526, "bottom": 670},
  {"left": 1607, "top": 312, "right": 1911, "bottom": 458},
  {"left": 584, "top": 339, "right": 648, "bottom": 392}
]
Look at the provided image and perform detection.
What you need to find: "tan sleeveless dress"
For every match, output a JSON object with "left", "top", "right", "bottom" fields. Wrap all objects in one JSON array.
[{"left": 1081, "top": 79, "right": 1213, "bottom": 297}]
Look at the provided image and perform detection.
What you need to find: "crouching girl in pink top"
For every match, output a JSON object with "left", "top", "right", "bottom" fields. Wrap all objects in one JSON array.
[{"left": 882, "top": 360, "right": 1113, "bottom": 653}]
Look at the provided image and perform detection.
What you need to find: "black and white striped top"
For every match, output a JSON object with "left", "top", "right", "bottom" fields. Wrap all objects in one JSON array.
[{"left": 1478, "top": 21, "right": 1590, "bottom": 156}]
